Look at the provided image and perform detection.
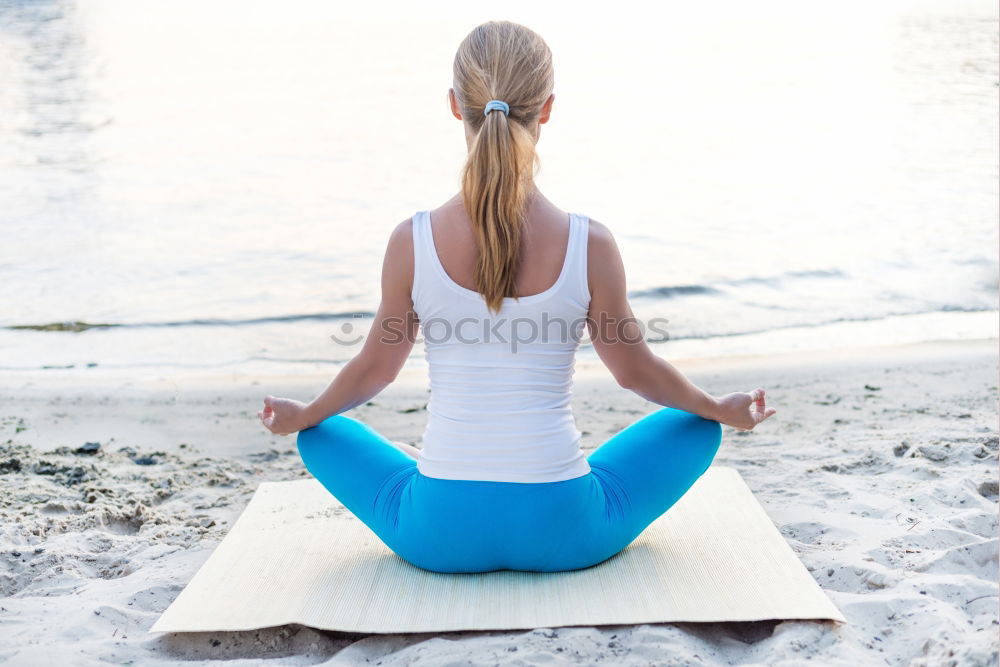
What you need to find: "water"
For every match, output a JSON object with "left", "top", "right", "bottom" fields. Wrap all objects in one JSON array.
[{"left": 1, "top": 0, "right": 997, "bottom": 376}]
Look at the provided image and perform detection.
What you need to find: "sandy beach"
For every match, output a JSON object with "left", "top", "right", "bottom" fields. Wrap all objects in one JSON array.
[
  {"left": 0, "top": 337, "right": 996, "bottom": 665},
  {"left": 1, "top": 1, "right": 996, "bottom": 664}
]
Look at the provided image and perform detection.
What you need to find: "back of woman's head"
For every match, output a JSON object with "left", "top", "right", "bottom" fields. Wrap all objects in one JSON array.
[{"left": 453, "top": 21, "right": 554, "bottom": 314}]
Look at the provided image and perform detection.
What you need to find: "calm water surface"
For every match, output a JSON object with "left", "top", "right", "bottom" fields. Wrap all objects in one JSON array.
[{"left": 1, "top": 0, "right": 996, "bottom": 376}]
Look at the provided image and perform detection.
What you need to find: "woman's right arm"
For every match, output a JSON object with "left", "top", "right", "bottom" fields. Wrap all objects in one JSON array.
[
  {"left": 585, "top": 220, "right": 776, "bottom": 431},
  {"left": 258, "top": 219, "right": 419, "bottom": 435}
]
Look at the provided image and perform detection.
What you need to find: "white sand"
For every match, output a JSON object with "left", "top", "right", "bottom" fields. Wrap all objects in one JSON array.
[{"left": 0, "top": 339, "right": 997, "bottom": 665}]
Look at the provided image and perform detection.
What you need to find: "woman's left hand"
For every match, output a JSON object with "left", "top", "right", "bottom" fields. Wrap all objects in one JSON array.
[
  {"left": 258, "top": 395, "right": 313, "bottom": 436},
  {"left": 711, "top": 388, "right": 777, "bottom": 431}
]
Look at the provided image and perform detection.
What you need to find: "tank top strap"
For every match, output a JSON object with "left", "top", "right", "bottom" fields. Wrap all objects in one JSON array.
[
  {"left": 411, "top": 210, "right": 432, "bottom": 253},
  {"left": 564, "top": 213, "right": 591, "bottom": 305},
  {"left": 410, "top": 210, "right": 435, "bottom": 301}
]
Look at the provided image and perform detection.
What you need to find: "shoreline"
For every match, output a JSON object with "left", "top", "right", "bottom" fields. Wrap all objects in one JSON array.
[
  {"left": 5, "top": 333, "right": 995, "bottom": 385},
  {"left": 0, "top": 337, "right": 994, "bottom": 458},
  {"left": 2, "top": 308, "right": 995, "bottom": 380}
]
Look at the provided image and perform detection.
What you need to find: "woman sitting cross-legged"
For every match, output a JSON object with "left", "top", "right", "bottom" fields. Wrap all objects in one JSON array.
[{"left": 259, "top": 20, "right": 776, "bottom": 574}]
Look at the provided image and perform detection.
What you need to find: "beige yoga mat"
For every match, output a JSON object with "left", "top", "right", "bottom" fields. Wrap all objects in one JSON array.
[{"left": 150, "top": 466, "right": 845, "bottom": 634}]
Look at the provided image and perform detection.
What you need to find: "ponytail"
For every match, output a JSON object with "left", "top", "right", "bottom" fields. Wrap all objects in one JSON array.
[
  {"left": 461, "top": 107, "right": 537, "bottom": 313},
  {"left": 453, "top": 21, "right": 554, "bottom": 314}
]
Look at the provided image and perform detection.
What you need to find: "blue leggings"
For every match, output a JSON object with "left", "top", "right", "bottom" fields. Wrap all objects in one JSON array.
[{"left": 296, "top": 407, "right": 722, "bottom": 573}]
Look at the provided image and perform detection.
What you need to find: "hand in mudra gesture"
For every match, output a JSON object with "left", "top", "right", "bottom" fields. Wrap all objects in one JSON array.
[
  {"left": 714, "top": 388, "right": 777, "bottom": 431},
  {"left": 258, "top": 395, "right": 312, "bottom": 436}
]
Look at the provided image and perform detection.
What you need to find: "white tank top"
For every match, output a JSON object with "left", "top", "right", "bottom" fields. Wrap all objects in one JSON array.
[{"left": 410, "top": 209, "right": 593, "bottom": 483}]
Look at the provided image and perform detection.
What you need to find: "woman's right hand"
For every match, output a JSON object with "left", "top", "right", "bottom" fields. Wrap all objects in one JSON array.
[
  {"left": 712, "top": 388, "right": 777, "bottom": 431},
  {"left": 258, "top": 395, "right": 314, "bottom": 436}
]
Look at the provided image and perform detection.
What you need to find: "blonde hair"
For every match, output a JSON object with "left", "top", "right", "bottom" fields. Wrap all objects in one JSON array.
[{"left": 453, "top": 21, "right": 554, "bottom": 313}]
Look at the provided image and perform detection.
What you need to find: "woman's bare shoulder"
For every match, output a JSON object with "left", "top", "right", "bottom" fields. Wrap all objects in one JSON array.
[
  {"left": 585, "top": 217, "right": 621, "bottom": 257},
  {"left": 584, "top": 216, "right": 626, "bottom": 300},
  {"left": 390, "top": 216, "right": 414, "bottom": 236},
  {"left": 386, "top": 217, "right": 414, "bottom": 252},
  {"left": 381, "top": 218, "right": 415, "bottom": 287}
]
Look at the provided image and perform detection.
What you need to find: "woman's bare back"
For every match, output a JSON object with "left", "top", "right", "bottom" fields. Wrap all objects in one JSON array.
[{"left": 429, "top": 191, "right": 573, "bottom": 300}]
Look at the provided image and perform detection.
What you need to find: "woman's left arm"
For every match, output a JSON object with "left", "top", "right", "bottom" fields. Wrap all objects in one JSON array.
[{"left": 259, "top": 219, "right": 418, "bottom": 436}]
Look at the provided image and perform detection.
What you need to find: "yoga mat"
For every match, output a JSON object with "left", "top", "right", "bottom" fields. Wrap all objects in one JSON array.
[{"left": 150, "top": 466, "right": 846, "bottom": 634}]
